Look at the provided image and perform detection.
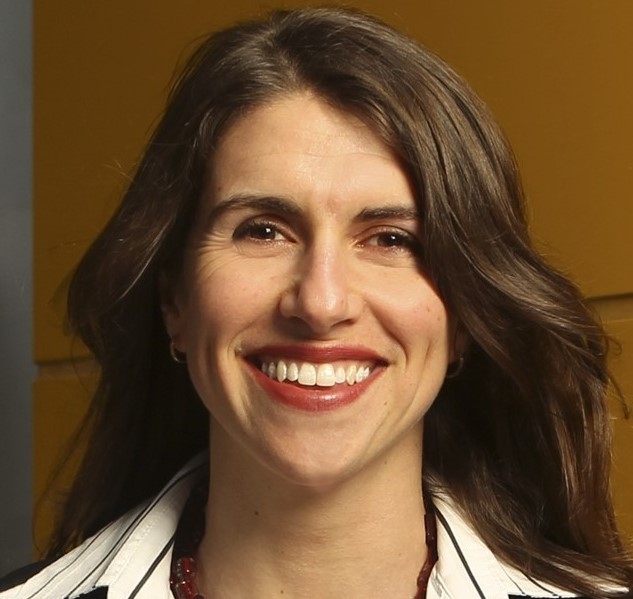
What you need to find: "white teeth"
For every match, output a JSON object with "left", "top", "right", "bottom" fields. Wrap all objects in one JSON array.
[
  {"left": 316, "top": 363, "right": 336, "bottom": 387},
  {"left": 267, "top": 362, "right": 276, "bottom": 379},
  {"left": 287, "top": 362, "right": 299, "bottom": 382},
  {"left": 356, "top": 366, "right": 369, "bottom": 383},
  {"left": 346, "top": 364, "right": 357, "bottom": 385},
  {"left": 276, "top": 361, "right": 287, "bottom": 382},
  {"left": 260, "top": 359, "right": 373, "bottom": 387},
  {"left": 298, "top": 363, "right": 317, "bottom": 385}
]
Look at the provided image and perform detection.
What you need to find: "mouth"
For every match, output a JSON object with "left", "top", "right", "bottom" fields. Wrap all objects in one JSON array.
[
  {"left": 259, "top": 358, "right": 373, "bottom": 387},
  {"left": 244, "top": 346, "right": 386, "bottom": 412}
]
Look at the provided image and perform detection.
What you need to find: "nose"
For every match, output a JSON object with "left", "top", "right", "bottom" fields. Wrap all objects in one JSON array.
[{"left": 279, "top": 242, "right": 362, "bottom": 335}]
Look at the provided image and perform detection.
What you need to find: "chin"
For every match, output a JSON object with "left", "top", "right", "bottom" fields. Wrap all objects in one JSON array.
[{"left": 255, "top": 442, "right": 368, "bottom": 493}]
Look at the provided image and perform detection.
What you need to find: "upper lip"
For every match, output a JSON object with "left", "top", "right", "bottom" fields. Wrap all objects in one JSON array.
[{"left": 244, "top": 344, "right": 386, "bottom": 364}]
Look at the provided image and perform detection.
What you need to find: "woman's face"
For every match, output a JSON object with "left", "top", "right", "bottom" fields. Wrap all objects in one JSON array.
[{"left": 163, "top": 93, "right": 455, "bottom": 488}]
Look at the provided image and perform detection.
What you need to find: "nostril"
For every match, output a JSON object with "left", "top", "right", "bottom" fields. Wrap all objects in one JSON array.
[{"left": 277, "top": 268, "right": 363, "bottom": 335}]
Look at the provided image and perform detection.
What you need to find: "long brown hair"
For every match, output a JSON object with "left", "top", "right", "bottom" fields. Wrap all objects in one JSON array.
[{"left": 51, "top": 7, "right": 631, "bottom": 595}]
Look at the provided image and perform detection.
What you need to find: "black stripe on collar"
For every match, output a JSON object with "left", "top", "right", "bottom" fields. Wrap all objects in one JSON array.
[{"left": 434, "top": 506, "right": 486, "bottom": 598}]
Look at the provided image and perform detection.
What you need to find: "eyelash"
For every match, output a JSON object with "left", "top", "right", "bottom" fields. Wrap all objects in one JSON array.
[
  {"left": 363, "top": 230, "right": 419, "bottom": 251},
  {"left": 233, "top": 220, "right": 287, "bottom": 242},
  {"left": 232, "top": 218, "right": 420, "bottom": 256}
]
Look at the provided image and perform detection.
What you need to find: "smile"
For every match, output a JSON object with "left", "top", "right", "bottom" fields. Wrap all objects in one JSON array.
[
  {"left": 260, "top": 359, "right": 372, "bottom": 387},
  {"left": 245, "top": 345, "right": 385, "bottom": 412}
]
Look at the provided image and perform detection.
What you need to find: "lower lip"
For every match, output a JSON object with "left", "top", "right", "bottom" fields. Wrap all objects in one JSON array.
[{"left": 247, "top": 362, "right": 380, "bottom": 412}]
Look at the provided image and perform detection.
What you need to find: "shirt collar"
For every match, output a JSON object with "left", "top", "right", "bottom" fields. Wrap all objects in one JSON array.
[
  {"left": 12, "top": 455, "right": 206, "bottom": 599},
  {"left": 10, "top": 459, "right": 616, "bottom": 599},
  {"left": 428, "top": 495, "right": 580, "bottom": 599}
]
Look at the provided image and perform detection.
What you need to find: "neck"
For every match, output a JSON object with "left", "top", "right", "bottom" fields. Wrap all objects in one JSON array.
[{"left": 197, "top": 426, "right": 428, "bottom": 599}]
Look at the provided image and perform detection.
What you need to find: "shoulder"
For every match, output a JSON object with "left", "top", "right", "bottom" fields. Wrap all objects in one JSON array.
[
  {"left": 0, "top": 562, "right": 107, "bottom": 598},
  {"left": 0, "top": 455, "right": 206, "bottom": 599},
  {"left": 429, "top": 494, "right": 586, "bottom": 599},
  {"left": 429, "top": 494, "right": 629, "bottom": 598}
]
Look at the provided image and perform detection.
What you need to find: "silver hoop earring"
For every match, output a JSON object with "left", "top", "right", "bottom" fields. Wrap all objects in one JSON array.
[
  {"left": 169, "top": 340, "right": 186, "bottom": 364},
  {"left": 445, "top": 356, "right": 464, "bottom": 379}
]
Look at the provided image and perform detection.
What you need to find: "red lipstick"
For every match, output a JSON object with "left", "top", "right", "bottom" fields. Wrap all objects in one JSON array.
[{"left": 244, "top": 344, "right": 386, "bottom": 412}]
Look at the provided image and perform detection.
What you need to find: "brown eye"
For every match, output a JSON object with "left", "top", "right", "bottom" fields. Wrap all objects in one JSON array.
[
  {"left": 367, "top": 230, "right": 420, "bottom": 253},
  {"left": 375, "top": 232, "right": 408, "bottom": 247},
  {"left": 233, "top": 221, "right": 284, "bottom": 241}
]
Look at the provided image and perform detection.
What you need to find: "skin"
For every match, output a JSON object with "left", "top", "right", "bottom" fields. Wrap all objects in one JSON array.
[{"left": 162, "top": 93, "right": 457, "bottom": 598}]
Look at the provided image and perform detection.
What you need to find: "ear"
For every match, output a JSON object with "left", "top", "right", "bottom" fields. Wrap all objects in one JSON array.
[
  {"left": 449, "top": 320, "right": 470, "bottom": 363},
  {"left": 159, "top": 270, "right": 187, "bottom": 352}
]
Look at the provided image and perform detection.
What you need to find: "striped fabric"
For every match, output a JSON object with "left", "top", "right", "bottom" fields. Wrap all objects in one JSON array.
[
  {"left": 0, "top": 455, "right": 606, "bottom": 598},
  {"left": 428, "top": 500, "right": 581, "bottom": 598},
  {"left": 0, "top": 455, "right": 206, "bottom": 599}
]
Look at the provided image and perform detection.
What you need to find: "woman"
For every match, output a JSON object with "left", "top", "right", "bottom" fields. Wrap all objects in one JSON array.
[{"left": 2, "top": 7, "right": 631, "bottom": 599}]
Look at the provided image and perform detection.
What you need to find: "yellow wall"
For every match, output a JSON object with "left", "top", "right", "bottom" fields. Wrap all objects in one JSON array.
[{"left": 34, "top": 0, "right": 633, "bottom": 549}]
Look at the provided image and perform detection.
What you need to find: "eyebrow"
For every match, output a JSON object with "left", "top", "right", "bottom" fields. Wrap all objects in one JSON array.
[
  {"left": 354, "top": 206, "right": 420, "bottom": 222},
  {"left": 206, "top": 194, "right": 302, "bottom": 227},
  {"left": 205, "top": 193, "right": 420, "bottom": 226}
]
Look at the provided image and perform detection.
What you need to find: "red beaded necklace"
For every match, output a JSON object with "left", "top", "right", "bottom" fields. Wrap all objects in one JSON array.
[{"left": 170, "top": 481, "right": 438, "bottom": 599}]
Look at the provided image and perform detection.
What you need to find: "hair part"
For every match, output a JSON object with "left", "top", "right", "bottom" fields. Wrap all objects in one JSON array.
[{"left": 50, "top": 7, "right": 631, "bottom": 595}]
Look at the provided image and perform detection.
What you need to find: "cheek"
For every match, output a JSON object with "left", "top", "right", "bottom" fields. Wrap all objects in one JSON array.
[
  {"left": 185, "top": 277, "right": 247, "bottom": 342},
  {"left": 375, "top": 278, "right": 450, "bottom": 350},
  {"left": 182, "top": 259, "right": 281, "bottom": 345}
]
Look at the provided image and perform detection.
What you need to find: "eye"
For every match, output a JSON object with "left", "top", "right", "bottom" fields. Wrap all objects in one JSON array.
[
  {"left": 364, "top": 230, "right": 421, "bottom": 253},
  {"left": 233, "top": 220, "right": 286, "bottom": 242},
  {"left": 373, "top": 232, "right": 413, "bottom": 248}
]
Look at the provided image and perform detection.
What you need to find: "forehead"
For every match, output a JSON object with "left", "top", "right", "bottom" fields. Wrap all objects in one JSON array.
[
  {"left": 207, "top": 93, "right": 414, "bottom": 212},
  {"left": 217, "top": 93, "right": 379, "bottom": 153}
]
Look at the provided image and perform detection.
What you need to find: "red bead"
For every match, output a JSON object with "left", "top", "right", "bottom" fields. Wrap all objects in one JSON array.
[
  {"left": 172, "top": 580, "right": 196, "bottom": 599},
  {"left": 171, "top": 557, "right": 200, "bottom": 598}
]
